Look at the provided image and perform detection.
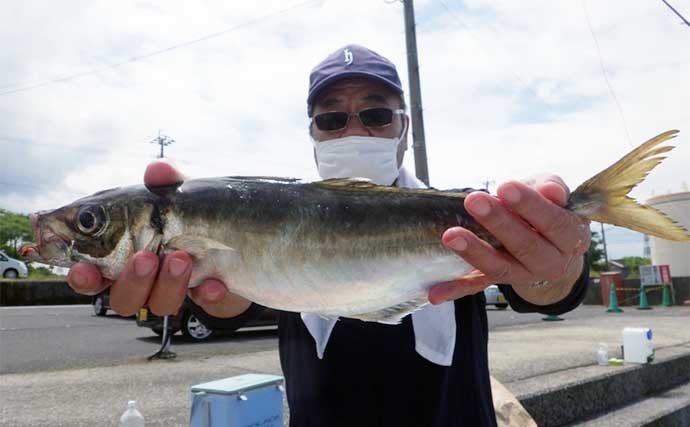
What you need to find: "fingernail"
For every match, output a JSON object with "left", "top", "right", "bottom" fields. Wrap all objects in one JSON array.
[
  {"left": 169, "top": 257, "right": 189, "bottom": 277},
  {"left": 469, "top": 198, "right": 491, "bottom": 216},
  {"left": 501, "top": 185, "right": 521, "bottom": 204},
  {"left": 447, "top": 236, "right": 468, "bottom": 251},
  {"left": 134, "top": 256, "right": 156, "bottom": 277},
  {"left": 71, "top": 272, "right": 87, "bottom": 288}
]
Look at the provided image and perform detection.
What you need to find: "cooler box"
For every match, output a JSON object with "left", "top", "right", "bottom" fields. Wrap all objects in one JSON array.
[{"left": 190, "top": 373, "right": 284, "bottom": 427}]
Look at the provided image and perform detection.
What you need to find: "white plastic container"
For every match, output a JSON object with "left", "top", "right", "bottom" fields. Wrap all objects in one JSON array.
[{"left": 622, "top": 327, "right": 654, "bottom": 364}]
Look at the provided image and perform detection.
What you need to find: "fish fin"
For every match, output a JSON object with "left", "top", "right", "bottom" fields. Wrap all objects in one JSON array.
[
  {"left": 166, "top": 235, "right": 240, "bottom": 288},
  {"left": 569, "top": 129, "right": 690, "bottom": 241},
  {"left": 225, "top": 176, "right": 302, "bottom": 183},
  {"left": 314, "top": 178, "right": 470, "bottom": 198},
  {"left": 166, "top": 235, "right": 233, "bottom": 256},
  {"left": 353, "top": 297, "right": 429, "bottom": 325}
]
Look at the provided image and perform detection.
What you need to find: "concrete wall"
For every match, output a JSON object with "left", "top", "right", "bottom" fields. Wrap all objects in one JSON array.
[
  {"left": 0, "top": 279, "right": 91, "bottom": 306},
  {"left": 3, "top": 276, "right": 689, "bottom": 307},
  {"left": 584, "top": 276, "right": 689, "bottom": 306}
]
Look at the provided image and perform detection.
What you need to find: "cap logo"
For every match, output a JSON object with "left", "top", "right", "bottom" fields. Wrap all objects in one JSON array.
[{"left": 343, "top": 48, "right": 353, "bottom": 66}]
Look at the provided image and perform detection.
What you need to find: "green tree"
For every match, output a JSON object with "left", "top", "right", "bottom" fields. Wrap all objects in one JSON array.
[
  {"left": 621, "top": 256, "right": 651, "bottom": 279},
  {"left": 0, "top": 209, "right": 33, "bottom": 258},
  {"left": 587, "top": 230, "right": 606, "bottom": 273},
  {"left": 27, "top": 264, "right": 59, "bottom": 278}
]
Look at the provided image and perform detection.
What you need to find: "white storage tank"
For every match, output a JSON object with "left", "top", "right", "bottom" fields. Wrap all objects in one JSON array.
[{"left": 645, "top": 191, "right": 690, "bottom": 277}]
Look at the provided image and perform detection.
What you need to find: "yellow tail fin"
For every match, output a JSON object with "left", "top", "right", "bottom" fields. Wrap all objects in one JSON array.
[{"left": 569, "top": 130, "right": 690, "bottom": 241}]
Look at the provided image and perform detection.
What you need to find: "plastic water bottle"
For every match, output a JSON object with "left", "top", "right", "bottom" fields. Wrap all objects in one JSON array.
[
  {"left": 596, "top": 343, "right": 609, "bottom": 366},
  {"left": 119, "top": 400, "right": 145, "bottom": 427}
]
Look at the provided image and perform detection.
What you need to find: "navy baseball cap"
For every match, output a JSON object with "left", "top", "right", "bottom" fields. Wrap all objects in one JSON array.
[{"left": 307, "top": 44, "right": 404, "bottom": 109}]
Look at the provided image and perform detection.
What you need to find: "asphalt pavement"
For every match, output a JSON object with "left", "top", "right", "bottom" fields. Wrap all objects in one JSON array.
[
  {"left": 0, "top": 303, "right": 599, "bottom": 374},
  {"left": 0, "top": 305, "right": 688, "bottom": 426}
]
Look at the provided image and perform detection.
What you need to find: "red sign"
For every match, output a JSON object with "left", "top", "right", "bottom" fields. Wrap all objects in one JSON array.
[{"left": 658, "top": 264, "right": 672, "bottom": 284}]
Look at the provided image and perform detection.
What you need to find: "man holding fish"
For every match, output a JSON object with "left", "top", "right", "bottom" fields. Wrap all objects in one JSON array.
[{"left": 64, "top": 45, "right": 595, "bottom": 426}]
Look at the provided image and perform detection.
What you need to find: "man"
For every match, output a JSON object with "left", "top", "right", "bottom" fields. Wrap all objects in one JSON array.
[{"left": 68, "top": 45, "right": 590, "bottom": 426}]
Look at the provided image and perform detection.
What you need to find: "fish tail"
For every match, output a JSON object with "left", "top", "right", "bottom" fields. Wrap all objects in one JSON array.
[{"left": 568, "top": 129, "right": 690, "bottom": 241}]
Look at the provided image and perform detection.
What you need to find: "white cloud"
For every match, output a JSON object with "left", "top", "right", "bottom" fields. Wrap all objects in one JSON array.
[{"left": 1, "top": 0, "right": 688, "bottom": 257}]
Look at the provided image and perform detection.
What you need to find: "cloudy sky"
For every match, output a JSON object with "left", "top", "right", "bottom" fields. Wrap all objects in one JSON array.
[{"left": 1, "top": 0, "right": 688, "bottom": 260}]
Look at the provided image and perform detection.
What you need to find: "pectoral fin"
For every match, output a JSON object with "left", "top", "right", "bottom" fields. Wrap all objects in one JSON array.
[{"left": 165, "top": 235, "right": 241, "bottom": 288}]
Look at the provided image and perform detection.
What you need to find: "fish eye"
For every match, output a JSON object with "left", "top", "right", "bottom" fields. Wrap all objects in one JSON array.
[{"left": 76, "top": 206, "right": 107, "bottom": 235}]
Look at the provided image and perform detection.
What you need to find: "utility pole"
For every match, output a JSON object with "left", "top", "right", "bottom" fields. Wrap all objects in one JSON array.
[
  {"left": 600, "top": 223, "right": 610, "bottom": 270},
  {"left": 403, "top": 0, "right": 430, "bottom": 186},
  {"left": 149, "top": 130, "right": 175, "bottom": 158},
  {"left": 147, "top": 129, "right": 177, "bottom": 361}
]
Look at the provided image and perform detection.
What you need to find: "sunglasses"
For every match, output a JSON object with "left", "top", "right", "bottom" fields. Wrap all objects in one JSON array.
[{"left": 313, "top": 108, "right": 404, "bottom": 132}]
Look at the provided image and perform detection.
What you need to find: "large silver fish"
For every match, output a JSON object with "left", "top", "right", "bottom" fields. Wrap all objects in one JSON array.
[{"left": 21, "top": 130, "right": 690, "bottom": 323}]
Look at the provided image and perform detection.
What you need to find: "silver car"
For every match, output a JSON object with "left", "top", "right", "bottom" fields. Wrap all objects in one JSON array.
[
  {"left": 0, "top": 250, "right": 28, "bottom": 278},
  {"left": 483, "top": 285, "right": 508, "bottom": 309}
]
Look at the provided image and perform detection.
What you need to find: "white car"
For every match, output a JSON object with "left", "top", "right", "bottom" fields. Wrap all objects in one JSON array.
[
  {"left": 0, "top": 250, "right": 29, "bottom": 278},
  {"left": 483, "top": 285, "right": 508, "bottom": 309}
]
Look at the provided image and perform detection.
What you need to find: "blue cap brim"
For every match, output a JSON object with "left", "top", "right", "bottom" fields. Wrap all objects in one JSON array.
[{"left": 307, "top": 71, "right": 404, "bottom": 105}]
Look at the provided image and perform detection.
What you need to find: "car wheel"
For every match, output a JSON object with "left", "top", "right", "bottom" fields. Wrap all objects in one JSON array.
[
  {"left": 3, "top": 269, "right": 18, "bottom": 279},
  {"left": 93, "top": 296, "right": 108, "bottom": 316},
  {"left": 181, "top": 311, "right": 214, "bottom": 341},
  {"left": 495, "top": 303, "right": 508, "bottom": 310}
]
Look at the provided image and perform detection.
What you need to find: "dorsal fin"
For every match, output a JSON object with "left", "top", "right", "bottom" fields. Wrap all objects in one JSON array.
[
  {"left": 313, "top": 178, "right": 470, "bottom": 198},
  {"left": 225, "top": 176, "right": 302, "bottom": 184}
]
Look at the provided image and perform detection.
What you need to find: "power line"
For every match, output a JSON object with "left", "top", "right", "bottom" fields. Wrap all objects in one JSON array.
[
  {"left": 0, "top": 0, "right": 322, "bottom": 97},
  {"left": 660, "top": 0, "right": 690, "bottom": 27},
  {"left": 581, "top": 0, "right": 633, "bottom": 148}
]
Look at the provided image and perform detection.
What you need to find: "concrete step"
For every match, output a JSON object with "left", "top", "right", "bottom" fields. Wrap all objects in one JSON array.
[
  {"left": 506, "top": 344, "right": 690, "bottom": 427},
  {"left": 568, "top": 382, "right": 690, "bottom": 427}
]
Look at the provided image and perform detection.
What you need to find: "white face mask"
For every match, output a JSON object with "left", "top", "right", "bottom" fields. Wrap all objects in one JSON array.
[{"left": 312, "top": 122, "right": 407, "bottom": 186}]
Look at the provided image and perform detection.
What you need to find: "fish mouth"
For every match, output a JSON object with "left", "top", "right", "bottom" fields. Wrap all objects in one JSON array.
[{"left": 21, "top": 213, "right": 72, "bottom": 265}]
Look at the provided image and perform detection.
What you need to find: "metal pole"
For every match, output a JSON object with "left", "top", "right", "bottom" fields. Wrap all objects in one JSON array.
[
  {"left": 600, "top": 222, "right": 609, "bottom": 270},
  {"left": 148, "top": 314, "right": 177, "bottom": 360},
  {"left": 403, "top": 0, "right": 430, "bottom": 186}
]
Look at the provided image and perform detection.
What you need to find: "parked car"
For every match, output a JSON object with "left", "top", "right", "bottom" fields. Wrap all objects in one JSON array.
[
  {"left": 483, "top": 285, "right": 509, "bottom": 309},
  {"left": 136, "top": 299, "right": 277, "bottom": 341},
  {"left": 101, "top": 283, "right": 505, "bottom": 338},
  {"left": 92, "top": 291, "right": 111, "bottom": 316},
  {"left": 0, "top": 250, "right": 28, "bottom": 279}
]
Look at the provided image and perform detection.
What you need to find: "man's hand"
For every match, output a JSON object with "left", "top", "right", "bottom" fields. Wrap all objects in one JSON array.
[
  {"left": 429, "top": 174, "right": 590, "bottom": 305},
  {"left": 67, "top": 160, "right": 251, "bottom": 318}
]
